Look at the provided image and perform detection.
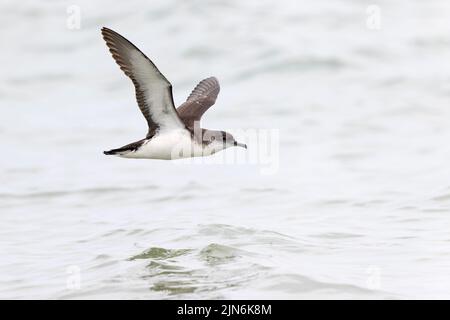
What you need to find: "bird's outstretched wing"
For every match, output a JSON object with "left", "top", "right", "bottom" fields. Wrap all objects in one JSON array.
[
  {"left": 176, "top": 77, "right": 220, "bottom": 128},
  {"left": 101, "top": 27, "right": 185, "bottom": 136}
]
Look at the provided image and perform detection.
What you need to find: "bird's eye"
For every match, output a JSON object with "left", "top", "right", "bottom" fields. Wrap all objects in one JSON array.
[{"left": 211, "top": 136, "right": 215, "bottom": 141}]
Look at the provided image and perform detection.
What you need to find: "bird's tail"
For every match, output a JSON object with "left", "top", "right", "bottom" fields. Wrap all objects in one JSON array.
[
  {"left": 103, "top": 149, "right": 120, "bottom": 155},
  {"left": 103, "top": 139, "right": 146, "bottom": 156},
  {"left": 103, "top": 146, "right": 131, "bottom": 155}
]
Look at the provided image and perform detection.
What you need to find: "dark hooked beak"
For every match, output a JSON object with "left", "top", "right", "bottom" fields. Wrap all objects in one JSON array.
[{"left": 234, "top": 141, "right": 247, "bottom": 149}]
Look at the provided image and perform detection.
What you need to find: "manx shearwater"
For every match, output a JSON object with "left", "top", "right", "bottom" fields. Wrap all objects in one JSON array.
[{"left": 101, "top": 27, "right": 247, "bottom": 160}]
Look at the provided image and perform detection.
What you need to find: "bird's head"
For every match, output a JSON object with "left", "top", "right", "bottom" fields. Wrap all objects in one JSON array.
[{"left": 203, "top": 130, "right": 247, "bottom": 151}]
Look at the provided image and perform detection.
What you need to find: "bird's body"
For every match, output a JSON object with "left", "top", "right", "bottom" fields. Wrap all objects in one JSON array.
[
  {"left": 112, "top": 129, "right": 222, "bottom": 160},
  {"left": 100, "top": 27, "right": 246, "bottom": 160}
]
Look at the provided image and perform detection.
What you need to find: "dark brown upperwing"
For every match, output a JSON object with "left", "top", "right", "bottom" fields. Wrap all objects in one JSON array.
[{"left": 176, "top": 77, "right": 220, "bottom": 128}]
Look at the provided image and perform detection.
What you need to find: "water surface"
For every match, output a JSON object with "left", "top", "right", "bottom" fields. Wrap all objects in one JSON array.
[{"left": 2, "top": 0, "right": 450, "bottom": 299}]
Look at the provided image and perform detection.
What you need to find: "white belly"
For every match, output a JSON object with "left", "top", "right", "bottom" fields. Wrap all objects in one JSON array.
[{"left": 120, "top": 129, "right": 219, "bottom": 160}]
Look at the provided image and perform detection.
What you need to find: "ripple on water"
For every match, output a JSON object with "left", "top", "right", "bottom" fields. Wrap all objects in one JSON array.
[
  {"left": 128, "top": 247, "right": 192, "bottom": 261},
  {"left": 199, "top": 243, "right": 243, "bottom": 264},
  {"left": 122, "top": 224, "right": 307, "bottom": 298},
  {"left": 311, "top": 232, "right": 364, "bottom": 240},
  {"left": 432, "top": 193, "right": 450, "bottom": 202},
  {"left": 146, "top": 261, "right": 186, "bottom": 273},
  {"left": 259, "top": 274, "right": 390, "bottom": 299},
  {"left": 127, "top": 240, "right": 265, "bottom": 298},
  {"left": 233, "top": 57, "right": 348, "bottom": 81},
  {"left": 0, "top": 185, "right": 159, "bottom": 200}
]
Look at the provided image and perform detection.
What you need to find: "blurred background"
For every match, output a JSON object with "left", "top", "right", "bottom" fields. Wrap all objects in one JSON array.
[{"left": 2, "top": 0, "right": 450, "bottom": 299}]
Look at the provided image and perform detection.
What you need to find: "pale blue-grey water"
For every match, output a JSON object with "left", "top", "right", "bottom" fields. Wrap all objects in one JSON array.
[{"left": 2, "top": 0, "right": 450, "bottom": 299}]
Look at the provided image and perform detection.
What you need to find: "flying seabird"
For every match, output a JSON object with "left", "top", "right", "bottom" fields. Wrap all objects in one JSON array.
[{"left": 101, "top": 27, "right": 247, "bottom": 160}]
